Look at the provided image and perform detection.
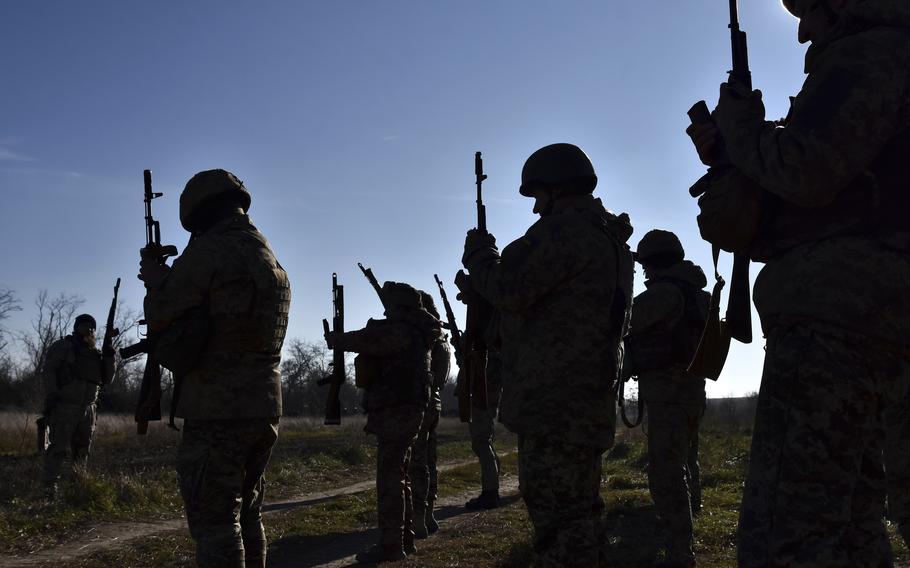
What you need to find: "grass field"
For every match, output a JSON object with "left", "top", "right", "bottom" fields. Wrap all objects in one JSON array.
[{"left": 0, "top": 409, "right": 907, "bottom": 567}]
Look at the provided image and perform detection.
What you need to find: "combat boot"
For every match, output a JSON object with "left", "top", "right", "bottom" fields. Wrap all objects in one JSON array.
[
  {"left": 355, "top": 543, "right": 406, "bottom": 563},
  {"left": 465, "top": 489, "right": 500, "bottom": 510},
  {"left": 403, "top": 530, "right": 417, "bottom": 555},
  {"left": 412, "top": 505, "right": 428, "bottom": 539},
  {"left": 425, "top": 501, "right": 439, "bottom": 534}
]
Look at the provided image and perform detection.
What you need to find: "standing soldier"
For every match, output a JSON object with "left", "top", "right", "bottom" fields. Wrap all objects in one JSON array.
[
  {"left": 624, "top": 230, "right": 709, "bottom": 568},
  {"left": 324, "top": 281, "right": 439, "bottom": 563},
  {"left": 138, "top": 169, "right": 291, "bottom": 568},
  {"left": 409, "top": 290, "right": 450, "bottom": 538},
  {"left": 461, "top": 143, "right": 635, "bottom": 567},
  {"left": 41, "top": 314, "right": 114, "bottom": 498},
  {"left": 686, "top": 0, "right": 910, "bottom": 564}
]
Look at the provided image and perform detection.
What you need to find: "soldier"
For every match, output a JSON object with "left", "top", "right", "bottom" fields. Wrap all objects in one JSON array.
[
  {"left": 461, "top": 143, "right": 635, "bottom": 566},
  {"left": 623, "top": 230, "right": 709, "bottom": 568},
  {"left": 324, "top": 281, "right": 439, "bottom": 563},
  {"left": 41, "top": 313, "right": 114, "bottom": 498},
  {"left": 409, "top": 290, "right": 450, "bottom": 538},
  {"left": 686, "top": 0, "right": 910, "bottom": 565},
  {"left": 138, "top": 169, "right": 291, "bottom": 568}
]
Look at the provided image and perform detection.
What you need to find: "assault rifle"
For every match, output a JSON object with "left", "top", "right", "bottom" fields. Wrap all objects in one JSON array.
[
  {"left": 433, "top": 274, "right": 463, "bottom": 366},
  {"left": 102, "top": 278, "right": 121, "bottom": 355},
  {"left": 120, "top": 170, "right": 178, "bottom": 434},
  {"left": 686, "top": 0, "right": 753, "bottom": 380},
  {"left": 358, "top": 263, "right": 385, "bottom": 308},
  {"left": 455, "top": 151, "right": 492, "bottom": 422},
  {"left": 319, "top": 273, "right": 345, "bottom": 425}
]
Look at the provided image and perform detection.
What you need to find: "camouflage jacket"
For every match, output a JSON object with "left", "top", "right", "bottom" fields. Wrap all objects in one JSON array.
[
  {"left": 714, "top": 0, "right": 910, "bottom": 347},
  {"left": 144, "top": 213, "right": 291, "bottom": 419},
  {"left": 629, "top": 261, "right": 708, "bottom": 405},
  {"left": 463, "top": 195, "right": 635, "bottom": 448},
  {"left": 338, "top": 306, "right": 438, "bottom": 413},
  {"left": 42, "top": 335, "right": 114, "bottom": 408}
]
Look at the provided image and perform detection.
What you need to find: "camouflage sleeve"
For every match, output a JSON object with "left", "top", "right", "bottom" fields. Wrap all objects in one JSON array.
[
  {"left": 101, "top": 354, "right": 114, "bottom": 386},
  {"left": 465, "top": 219, "right": 596, "bottom": 311},
  {"left": 716, "top": 37, "right": 909, "bottom": 207},
  {"left": 430, "top": 339, "right": 451, "bottom": 386},
  {"left": 630, "top": 284, "right": 684, "bottom": 335},
  {"left": 338, "top": 323, "right": 410, "bottom": 356},
  {"left": 42, "top": 339, "right": 66, "bottom": 395},
  {"left": 143, "top": 239, "right": 216, "bottom": 332}
]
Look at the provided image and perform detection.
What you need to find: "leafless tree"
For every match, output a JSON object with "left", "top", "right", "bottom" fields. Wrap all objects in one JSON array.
[{"left": 0, "top": 288, "right": 21, "bottom": 353}]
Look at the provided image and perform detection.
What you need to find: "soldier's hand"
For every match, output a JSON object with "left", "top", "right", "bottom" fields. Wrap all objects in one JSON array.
[
  {"left": 138, "top": 257, "right": 170, "bottom": 289},
  {"left": 686, "top": 122, "right": 719, "bottom": 167},
  {"left": 714, "top": 83, "right": 765, "bottom": 143},
  {"left": 324, "top": 330, "right": 338, "bottom": 350},
  {"left": 454, "top": 270, "right": 475, "bottom": 304},
  {"left": 462, "top": 229, "right": 497, "bottom": 266}
]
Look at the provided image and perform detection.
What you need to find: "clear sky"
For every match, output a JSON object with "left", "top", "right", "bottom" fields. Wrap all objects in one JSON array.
[{"left": 0, "top": 1, "right": 806, "bottom": 398}]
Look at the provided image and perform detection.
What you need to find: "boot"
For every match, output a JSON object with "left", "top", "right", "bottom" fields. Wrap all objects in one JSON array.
[
  {"left": 465, "top": 489, "right": 500, "bottom": 510},
  {"left": 412, "top": 506, "right": 428, "bottom": 539},
  {"left": 356, "top": 543, "right": 406, "bottom": 563},
  {"left": 403, "top": 530, "right": 417, "bottom": 555},
  {"left": 425, "top": 501, "right": 439, "bottom": 535}
]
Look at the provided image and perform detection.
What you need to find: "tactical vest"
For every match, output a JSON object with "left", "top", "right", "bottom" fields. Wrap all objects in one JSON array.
[
  {"left": 58, "top": 337, "right": 104, "bottom": 386},
  {"left": 627, "top": 278, "right": 710, "bottom": 374},
  {"left": 752, "top": 129, "right": 910, "bottom": 260},
  {"left": 361, "top": 318, "right": 434, "bottom": 412}
]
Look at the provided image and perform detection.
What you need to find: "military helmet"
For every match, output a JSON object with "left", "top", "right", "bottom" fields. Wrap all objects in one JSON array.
[
  {"left": 519, "top": 143, "right": 598, "bottom": 196},
  {"left": 381, "top": 281, "right": 422, "bottom": 310},
  {"left": 781, "top": 0, "right": 797, "bottom": 17},
  {"left": 635, "top": 229, "right": 685, "bottom": 265},
  {"left": 74, "top": 313, "right": 97, "bottom": 330},
  {"left": 418, "top": 291, "right": 440, "bottom": 319},
  {"left": 179, "top": 169, "right": 251, "bottom": 231}
]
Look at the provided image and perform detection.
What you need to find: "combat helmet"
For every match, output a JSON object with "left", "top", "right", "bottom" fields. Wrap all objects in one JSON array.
[
  {"left": 73, "top": 314, "right": 97, "bottom": 330},
  {"left": 519, "top": 143, "right": 598, "bottom": 196},
  {"left": 781, "top": 0, "right": 797, "bottom": 17},
  {"left": 418, "top": 291, "right": 441, "bottom": 319},
  {"left": 381, "top": 281, "right": 422, "bottom": 310},
  {"left": 635, "top": 229, "right": 685, "bottom": 266},
  {"left": 180, "top": 169, "right": 251, "bottom": 231}
]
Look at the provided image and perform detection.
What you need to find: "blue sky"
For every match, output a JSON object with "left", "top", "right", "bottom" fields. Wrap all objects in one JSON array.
[{"left": 0, "top": 1, "right": 805, "bottom": 397}]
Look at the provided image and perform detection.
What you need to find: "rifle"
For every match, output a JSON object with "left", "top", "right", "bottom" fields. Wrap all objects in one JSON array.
[
  {"left": 358, "top": 263, "right": 385, "bottom": 308},
  {"left": 433, "top": 274, "right": 463, "bottom": 365},
  {"left": 120, "top": 170, "right": 178, "bottom": 435},
  {"left": 318, "top": 273, "right": 345, "bottom": 425},
  {"left": 456, "top": 151, "right": 493, "bottom": 422},
  {"left": 102, "top": 278, "right": 121, "bottom": 355},
  {"left": 686, "top": 0, "right": 753, "bottom": 380}
]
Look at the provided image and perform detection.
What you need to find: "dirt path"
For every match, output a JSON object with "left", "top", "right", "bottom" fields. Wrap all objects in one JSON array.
[
  {"left": 0, "top": 458, "right": 487, "bottom": 568},
  {"left": 267, "top": 475, "right": 521, "bottom": 568}
]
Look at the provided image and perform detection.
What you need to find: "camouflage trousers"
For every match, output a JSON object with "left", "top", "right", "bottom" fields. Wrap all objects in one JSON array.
[
  {"left": 469, "top": 386, "right": 502, "bottom": 491},
  {"left": 738, "top": 324, "right": 910, "bottom": 568},
  {"left": 645, "top": 401, "right": 704, "bottom": 565},
  {"left": 517, "top": 434, "right": 605, "bottom": 567},
  {"left": 409, "top": 404, "right": 439, "bottom": 511},
  {"left": 43, "top": 401, "right": 97, "bottom": 486},
  {"left": 177, "top": 418, "right": 279, "bottom": 568},
  {"left": 366, "top": 404, "right": 424, "bottom": 550}
]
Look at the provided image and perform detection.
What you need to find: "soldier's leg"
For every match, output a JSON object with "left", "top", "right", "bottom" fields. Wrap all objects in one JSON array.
[
  {"left": 43, "top": 405, "right": 81, "bottom": 493},
  {"left": 646, "top": 402, "right": 696, "bottom": 566},
  {"left": 177, "top": 420, "right": 246, "bottom": 568},
  {"left": 738, "top": 326, "right": 890, "bottom": 568},
  {"left": 426, "top": 408, "right": 441, "bottom": 533},
  {"left": 71, "top": 403, "right": 96, "bottom": 471},
  {"left": 467, "top": 403, "right": 500, "bottom": 509},
  {"left": 843, "top": 442, "right": 891, "bottom": 568},
  {"left": 686, "top": 405, "right": 703, "bottom": 516},
  {"left": 518, "top": 434, "right": 604, "bottom": 568},
  {"left": 408, "top": 411, "right": 431, "bottom": 538},
  {"left": 238, "top": 418, "right": 279, "bottom": 568},
  {"left": 884, "top": 355, "right": 910, "bottom": 550}
]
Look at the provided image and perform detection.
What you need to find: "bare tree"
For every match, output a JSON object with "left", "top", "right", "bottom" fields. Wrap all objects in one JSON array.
[
  {"left": 0, "top": 288, "right": 21, "bottom": 353},
  {"left": 281, "top": 338, "right": 330, "bottom": 416}
]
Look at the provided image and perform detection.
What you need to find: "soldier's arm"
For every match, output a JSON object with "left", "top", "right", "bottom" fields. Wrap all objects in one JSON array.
[
  {"left": 143, "top": 240, "right": 216, "bottom": 332},
  {"left": 430, "top": 339, "right": 451, "bottom": 386},
  {"left": 464, "top": 220, "right": 597, "bottom": 311},
  {"left": 629, "top": 285, "right": 685, "bottom": 335},
  {"left": 337, "top": 323, "right": 410, "bottom": 355},
  {"left": 41, "top": 340, "right": 66, "bottom": 396},
  {"left": 100, "top": 353, "right": 115, "bottom": 386},
  {"left": 716, "top": 38, "right": 909, "bottom": 207}
]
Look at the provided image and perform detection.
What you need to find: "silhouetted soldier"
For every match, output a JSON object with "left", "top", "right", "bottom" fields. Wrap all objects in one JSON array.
[
  {"left": 461, "top": 143, "right": 634, "bottom": 566},
  {"left": 687, "top": 0, "right": 910, "bottom": 564}
]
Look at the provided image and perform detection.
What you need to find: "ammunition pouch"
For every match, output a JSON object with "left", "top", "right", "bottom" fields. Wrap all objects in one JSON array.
[
  {"left": 354, "top": 354, "right": 380, "bottom": 389},
  {"left": 691, "top": 166, "right": 763, "bottom": 254},
  {"left": 156, "top": 305, "right": 210, "bottom": 375}
]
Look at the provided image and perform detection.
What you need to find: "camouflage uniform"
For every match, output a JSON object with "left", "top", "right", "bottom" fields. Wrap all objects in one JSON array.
[
  {"left": 144, "top": 173, "right": 290, "bottom": 568},
  {"left": 627, "top": 258, "right": 709, "bottom": 567},
  {"left": 463, "top": 192, "right": 634, "bottom": 567},
  {"left": 469, "top": 346, "right": 503, "bottom": 495},
  {"left": 408, "top": 293, "right": 451, "bottom": 537},
  {"left": 41, "top": 334, "right": 114, "bottom": 490},
  {"left": 333, "top": 286, "right": 438, "bottom": 559},
  {"left": 700, "top": 2, "right": 910, "bottom": 565}
]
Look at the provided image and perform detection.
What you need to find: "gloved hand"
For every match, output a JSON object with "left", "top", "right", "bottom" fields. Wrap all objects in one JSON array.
[
  {"left": 462, "top": 229, "right": 497, "bottom": 267},
  {"left": 138, "top": 254, "right": 170, "bottom": 289},
  {"left": 324, "top": 330, "right": 340, "bottom": 350},
  {"left": 454, "top": 270, "right": 476, "bottom": 305},
  {"left": 713, "top": 82, "right": 765, "bottom": 144},
  {"left": 686, "top": 121, "right": 720, "bottom": 167},
  {"left": 101, "top": 344, "right": 116, "bottom": 358}
]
